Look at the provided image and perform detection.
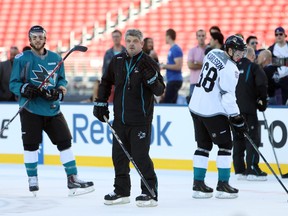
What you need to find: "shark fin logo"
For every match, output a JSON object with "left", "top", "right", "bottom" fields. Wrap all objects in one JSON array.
[{"left": 32, "top": 64, "right": 55, "bottom": 87}]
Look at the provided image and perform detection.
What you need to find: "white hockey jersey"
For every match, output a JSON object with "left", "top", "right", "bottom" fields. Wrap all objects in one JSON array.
[{"left": 189, "top": 49, "right": 240, "bottom": 117}]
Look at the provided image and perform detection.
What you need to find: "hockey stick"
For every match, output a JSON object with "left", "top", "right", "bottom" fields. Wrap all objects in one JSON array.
[
  {"left": 0, "top": 45, "right": 88, "bottom": 136},
  {"left": 262, "top": 112, "right": 288, "bottom": 178},
  {"left": 103, "top": 116, "right": 156, "bottom": 198},
  {"left": 243, "top": 132, "right": 288, "bottom": 194}
]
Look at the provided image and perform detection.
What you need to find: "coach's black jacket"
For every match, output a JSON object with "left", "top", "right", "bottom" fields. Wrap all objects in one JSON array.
[
  {"left": 236, "top": 58, "right": 268, "bottom": 115},
  {"left": 98, "top": 51, "right": 165, "bottom": 125}
]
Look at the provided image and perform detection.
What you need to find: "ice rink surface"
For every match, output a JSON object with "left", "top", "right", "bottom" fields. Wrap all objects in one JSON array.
[{"left": 0, "top": 164, "right": 288, "bottom": 216}]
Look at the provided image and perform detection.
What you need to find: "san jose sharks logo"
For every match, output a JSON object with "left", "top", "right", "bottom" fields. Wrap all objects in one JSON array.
[
  {"left": 31, "top": 64, "right": 55, "bottom": 88},
  {"left": 138, "top": 131, "right": 146, "bottom": 139}
]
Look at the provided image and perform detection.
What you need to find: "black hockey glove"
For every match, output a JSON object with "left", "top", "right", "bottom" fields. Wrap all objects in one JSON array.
[
  {"left": 257, "top": 97, "right": 267, "bottom": 112},
  {"left": 93, "top": 99, "right": 109, "bottom": 122},
  {"left": 41, "top": 88, "right": 64, "bottom": 101},
  {"left": 20, "top": 83, "right": 41, "bottom": 99},
  {"left": 229, "top": 114, "right": 248, "bottom": 134},
  {"left": 138, "top": 59, "right": 159, "bottom": 86}
]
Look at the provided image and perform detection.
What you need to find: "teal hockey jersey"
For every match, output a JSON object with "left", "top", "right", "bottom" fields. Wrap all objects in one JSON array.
[{"left": 9, "top": 49, "right": 67, "bottom": 116}]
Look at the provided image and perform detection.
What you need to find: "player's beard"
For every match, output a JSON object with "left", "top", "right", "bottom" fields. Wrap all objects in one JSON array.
[{"left": 30, "top": 42, "right": 46, "bottom": 52}]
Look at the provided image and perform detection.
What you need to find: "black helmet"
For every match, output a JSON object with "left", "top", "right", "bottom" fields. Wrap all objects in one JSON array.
[
  {"left": 224, "top": 35, "right": 246, "bottom": 52},
  {"left": 28, "top": 25, "right": 46, "bottom": 37}
]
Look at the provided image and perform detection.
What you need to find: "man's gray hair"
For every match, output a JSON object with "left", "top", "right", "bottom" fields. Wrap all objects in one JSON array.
[{"left": 125, "top": 29, "right": 143, "bottom": 41}]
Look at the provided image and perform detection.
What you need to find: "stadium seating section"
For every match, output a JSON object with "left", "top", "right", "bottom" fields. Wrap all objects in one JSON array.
[{"left": 0, "top": 0, "right": 286, "bottom": 98}]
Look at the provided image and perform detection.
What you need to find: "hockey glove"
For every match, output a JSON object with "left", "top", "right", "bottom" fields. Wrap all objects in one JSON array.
[
  {"left": 20, "top": 83, "right": 41, "bottom": 99},
  {"left": 138, "top": 59, "right": 159, "bottom": 86},
  {"left": 229, "top": 114, "right": 248, "bottom": 134},
  {"left": 93, "top": 99, "right": 109, "bottom": 122},
  {"left": 41, "top": 88, "right": 64, "bottom": 101},
  {"left": 257, "top": 97, "right": 267, "bottom": 112}
]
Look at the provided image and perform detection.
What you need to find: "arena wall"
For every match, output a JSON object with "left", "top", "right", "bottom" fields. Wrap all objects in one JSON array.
[{"left": 1, "top": 103, "right": 287, "bottom": 174}]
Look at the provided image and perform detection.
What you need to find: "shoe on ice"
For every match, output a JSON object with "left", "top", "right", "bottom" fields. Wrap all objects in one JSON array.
[
  {"left": 28, "top": 176, "right": 39, "bottom": 197},
  {"left": 104, "top": 192, "right": 130, "bottom": 205},
  {"left": 215, "top": 181, "right": 238, "bottom": 199},
  {"left": 135, "top": 194, "right": 158, "bottom": 207},
  {"left": 236, "top": 173, "right": 247, "bottom": 181},
  {"left": 67, "top": 174, "right": 94, "bottom": 196},
  {"left": 192, "top": 180, "right": 213, "bottom": 198},
  {"left": 246, "top": 167, "right": 267, "bottom": 181}
]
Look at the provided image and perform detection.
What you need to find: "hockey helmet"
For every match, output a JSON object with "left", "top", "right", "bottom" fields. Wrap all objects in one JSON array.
[
  {"left": 28, "top": 25, "right": 46, "bottom": 38},
  {"left": 224, "top": 35, "right": 246, "bottom": 52}
]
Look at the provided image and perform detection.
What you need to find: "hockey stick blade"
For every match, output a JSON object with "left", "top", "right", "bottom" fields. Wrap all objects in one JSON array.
[
  {"left": 73, "top": 45, "right": 88, "bottom": 52},
  {"left": 282, "top": 173, "right": 288, "bottom": 179},
  {"left": 244, "top": 132, "right": 288, "bottom": 195}
]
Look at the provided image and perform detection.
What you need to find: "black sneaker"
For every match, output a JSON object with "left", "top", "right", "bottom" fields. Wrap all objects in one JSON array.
[
  {"left": 247, "top": 166, "right": 267, "bottom": 181},
  {"left": 67, "top": 175, "right": 94, "bottom": 196},
  {"left": 135, "top": 194, "right": 158, "bottom": 207},
  {"left": 192, "top": 180, "right": 213, "bottom": 198},
  {"left": 104, "top": 192, "right": 130, "bottom": 205},
  {"left": 215, "top": 181, "right": 238, "bottom": 199}
]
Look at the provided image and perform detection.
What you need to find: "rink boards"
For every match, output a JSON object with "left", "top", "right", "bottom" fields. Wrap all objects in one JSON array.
[{"left": 1, "top": 103, "right": 288, "bottom": 173}]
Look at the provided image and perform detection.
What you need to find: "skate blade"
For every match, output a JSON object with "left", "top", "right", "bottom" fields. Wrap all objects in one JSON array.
[
  {"left": 68, "top": 186, "right": 95, "bottom": 197},
  {"left": 104, "top": 197, "right": 130, "bottom": 205},
  {"left": 247, "top": 175, "right": 267, "bottom": 181},
  {"left": 215, "top": 191, "right": 238, "bottom": 199},
  {"left": 192, "top": 191, "right": 213, "bottom": 199},
  {"left": 136, "top": 199, "right": 158, "bottom": 207},
  {"left": 31, "top": 191, "right": 37, "bottom": 197}
]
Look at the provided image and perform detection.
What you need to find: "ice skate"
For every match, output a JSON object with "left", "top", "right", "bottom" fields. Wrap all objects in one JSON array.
[
  {"left": 104, "top": 192, "right": 130, "bottom": 205},
  {"left": 135, "top": 194, "right": 158, "bottom": 207},
  {"left": 215, "top": 181, "right": 238, "bottom": 199},
  {"left": 67, "top": 174, "right": 94, "bottom": 196},
  {"left": 192, "top": 180, "right": 213, "bottom": 199},
  {"left": 28, "top": 176, "right": 39, "bottom": 197},
  {"left": 247, "top": 167, "right": 267, "bottom": 181}
]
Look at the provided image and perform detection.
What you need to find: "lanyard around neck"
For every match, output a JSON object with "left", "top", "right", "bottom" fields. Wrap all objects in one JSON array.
[{"left": 125, "top": 52, "right": 143, "bottom": 75}]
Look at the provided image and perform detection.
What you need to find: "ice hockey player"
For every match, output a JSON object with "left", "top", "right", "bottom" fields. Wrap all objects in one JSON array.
[
  {"left": 9, "top": 25, "right": 94, "bottom": 196},
  {"left": 188, "top": 35, "right": 247, "bottom": 199}
]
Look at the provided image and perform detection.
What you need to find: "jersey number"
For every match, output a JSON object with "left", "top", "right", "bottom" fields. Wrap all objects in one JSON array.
[{"left": 196, "top": 62, "right": 217, "bottom": 92}]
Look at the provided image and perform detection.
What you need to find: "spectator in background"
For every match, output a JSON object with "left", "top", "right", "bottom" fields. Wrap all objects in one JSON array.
[
  {"left": 209, "top": 26, "right": 221, "bottom": 34},
  {"left": 205, "top": 32, "right": 224, "bottom": 55},
  {"left": 205, "top": 26, "right": 221, "bottom": 53},
  {"left": 102, "top": 30, "right": 126, "bottom": 75},
  {"left": 235, "top": 33, "right": 244, "bottom": 40},
  {"left": 143, "top": 37, "right": 158, "bottom": 62},
  {"left": 0, "top": 46, "right": 20, "bottom": 101},
  {"left": 246, "top": 36, "right": 263, "bottom": 58},
  {"left": 257, "top": 50, "right": 276, "bottom": 103},
  {"left": 22, "top": 46, "right": 31, "bottom": 52},
  {"left": 258, "top": 49, "right": 288, "bottom": 105},
  {"left": 187, "top": 29, "right": 207, "bottom": 98},
  {"left": 268, "top": 27, "right": 288, "bottom": 66},
  {"left": 160, "top": 28, "right": 183, "bottom": 103},
  {"left": 102, "top": 29, "right": 126, "bottom": 103},
  {"left": 233, "top": 47, "right": 268, "bottom": 181},
  {"left": 268, "top": 27, "right": 288, "bottom": 105}
]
